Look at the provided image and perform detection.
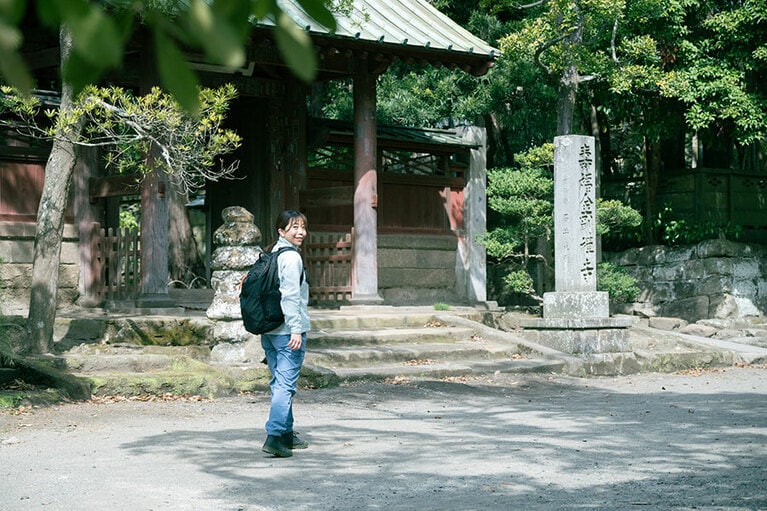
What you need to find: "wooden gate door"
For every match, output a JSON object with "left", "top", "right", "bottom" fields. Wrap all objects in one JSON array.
[
  {"left": 304, "top": 230, "right": 354, "bottom": 306},
  {"left": 89, "top": 222, "right": 141, "bottom": 305}
]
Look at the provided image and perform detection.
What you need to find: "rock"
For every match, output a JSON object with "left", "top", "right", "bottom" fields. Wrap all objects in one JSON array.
[
  {"left": 713, "top": 329, "right": 746, "bottom": 340},
  {"left": 678, "top": 323, "right": 718, "bottom": 338},
  {"left": 648, "top": 317, "right": 688, "bottom": 331}
]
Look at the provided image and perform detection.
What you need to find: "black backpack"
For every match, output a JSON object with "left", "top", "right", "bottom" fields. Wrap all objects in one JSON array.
[{"left": 239, "top": 246, "right": 297, "bottom": 335}]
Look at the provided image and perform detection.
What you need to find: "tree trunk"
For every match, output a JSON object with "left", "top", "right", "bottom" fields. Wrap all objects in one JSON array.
[
  {"left": 556, "top": 65, "right": 578, "bottom": 136},
  {"left": 24, "top": 28, "right": 81, "bottom": 354}
]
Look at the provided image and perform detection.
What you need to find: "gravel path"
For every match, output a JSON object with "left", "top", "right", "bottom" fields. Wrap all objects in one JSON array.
[{"left": 2, "top": 367, "right": 766, "bottom": 511}]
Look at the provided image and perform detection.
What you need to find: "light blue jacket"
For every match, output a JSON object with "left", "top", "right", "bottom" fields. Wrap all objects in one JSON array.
[{"left": 267, "top": 237, "right": 310, "bottom": 335}]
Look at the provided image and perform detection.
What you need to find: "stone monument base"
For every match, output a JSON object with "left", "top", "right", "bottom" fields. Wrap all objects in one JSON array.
[
  {"left": 520, "top": 291, "right": 633, "bottom": 354},
  {"left": 519, "top": 317, "right": 633, "bottom": 354},
  {"left": 542, "top": 291, "right": 610, "bottom": 319}
]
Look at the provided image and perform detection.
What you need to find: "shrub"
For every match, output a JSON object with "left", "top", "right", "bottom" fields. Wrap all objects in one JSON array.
[
  {"left": 598, "top": 199, "right": 643, "bottom": 250},
  {"left": 503, "top": 270, "right": 535, "bottom": 295},
  {"left": 597, "top": 262, "right": 640, "bottom": 304}
]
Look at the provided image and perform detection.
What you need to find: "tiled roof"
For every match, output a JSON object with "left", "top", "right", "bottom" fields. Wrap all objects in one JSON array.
[
  {"left": 314, "top": 118, "right": 479, "bottom": 152},
  {"left": 270, "top": 0, "right": 498, "bottom": 59}
]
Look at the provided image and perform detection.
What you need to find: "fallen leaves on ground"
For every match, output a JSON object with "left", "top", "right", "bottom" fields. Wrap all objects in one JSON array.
[
  {"left": 384, "top": 376, "right": 410, "bottom": 385},
  {"left": 403, "top": 359, "right": 436, "bottom": 366},
  {"left": 90, "top": 393, "right": 211, "bottom": 404},
  {"left": 2, "top": 405, "right": 34, "bottom": 416},
  {"left": 735, "top": 362, "right": 767, "bottom": 369},
  {"left": 676, "top": 367, "right": 727, "bottom": 376},
  {"left": 441, "top": 375, "right": 470, "bottom": 383}
]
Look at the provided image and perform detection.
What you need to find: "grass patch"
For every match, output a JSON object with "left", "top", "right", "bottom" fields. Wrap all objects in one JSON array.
[{"left": 433, "top": 303, "right": 451, "bottom": 311}]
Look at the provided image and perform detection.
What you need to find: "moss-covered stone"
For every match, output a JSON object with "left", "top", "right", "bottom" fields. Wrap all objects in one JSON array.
[
  {"left": 14, "top": 357, "right": 91, "bottom": 400},
  {"left": 105, "top": 317, "right": 214, "bottom": 346}
]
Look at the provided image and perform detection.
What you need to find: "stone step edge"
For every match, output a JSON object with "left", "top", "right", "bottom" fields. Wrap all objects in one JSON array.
[
  {"left": 305, "top": 343, "right": 525, "bottom": 367},
  {"left": 320, "top": 358, "right": 568, "bottom": 382},
  {"left": 308, "top": 326, "right": 476, "bottom": 341}
]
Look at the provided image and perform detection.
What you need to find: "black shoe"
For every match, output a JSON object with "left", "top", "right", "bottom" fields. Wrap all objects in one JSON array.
[
  {"left": 282, "top": 431, "right": 309, "bottom": 450},
  {"left": 262, "top": 435, "right": 292, "bottom": 457}
]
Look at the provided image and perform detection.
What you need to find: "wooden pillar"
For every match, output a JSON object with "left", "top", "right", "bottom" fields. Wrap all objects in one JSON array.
[
  {"left": 285, "top": 81, "right": 308, "bottom": 210},
  {"left": 137, "top": 162, "right": 173, "bottom": 306},
  {"left": 72, "top": 145, "right": 102, "bottom": 306},
  {"left": 137, "top": 32, "right": 173, "bottom": 307},
  {"left": 351, "top": 61, "right": 383, "bottom": 303}
]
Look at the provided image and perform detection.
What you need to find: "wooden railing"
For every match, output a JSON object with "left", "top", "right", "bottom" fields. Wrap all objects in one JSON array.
[{"left": 304, "top": 230, "right": 354, "bottom": 305}]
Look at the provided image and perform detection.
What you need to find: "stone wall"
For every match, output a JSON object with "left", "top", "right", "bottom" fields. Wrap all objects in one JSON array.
[
  {"left": 0, "top": 221, "right": 80, "bottom": 315},
  {"left": 378, "top": 233, "right": 459, "bottom": 304},
  {"left": 605, "top": 239, "right": 767, "bottom": 322}
]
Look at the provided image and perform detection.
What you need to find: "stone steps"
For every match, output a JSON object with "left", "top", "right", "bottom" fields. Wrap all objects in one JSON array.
[
  {"left": 302, "top": 310, "right": 564, "bottom": 382},
  {"left": 307, "top": 341, "right": 510, "bottom": 367},
  {"left": 12, "top": 306, "right": 761, "bottom": 401},
  {"left": 43, "top": 307, "right": 564, "bottom": 395}
]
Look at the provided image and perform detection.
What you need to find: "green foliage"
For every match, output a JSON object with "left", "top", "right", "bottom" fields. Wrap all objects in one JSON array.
[
  {"left": 596, "top": 198, "right": 643, "bottom": 249},
  {"left": 433, "top": 303, "right": 451, "bottom": 311},
  {"left": 597, "top": 262, "right": 640, "bottom": 304},
  {"left": 119, "top": 204, "right": 140, "bottom": 230},
  {"left": 2, "top": 83, "right": 242, "bottom": 195},
  {"left": 503, "top": 270, "right": 535, "bottom": 295},
  {"left": 484, "top": 144, "right": 555, "bottom": 259},
  {"left": 0, "top": 0, "right": 336, "bottom": 111},
  {"left": 654, "top": 205, "right": 743, "bottom": 246},
  {"left": 485, "top": 142, "right": 644, "bottom": 303},
  {"left": 483, "top": 144, "right": 555, "bottom": 303},
  {"left": 596, "top": 199, "right": 642, "bottom": 236}
]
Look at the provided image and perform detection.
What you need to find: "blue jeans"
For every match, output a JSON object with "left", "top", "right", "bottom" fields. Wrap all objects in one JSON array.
[{"left": 261, "top": 333, "right": 306, "bottom": 436}]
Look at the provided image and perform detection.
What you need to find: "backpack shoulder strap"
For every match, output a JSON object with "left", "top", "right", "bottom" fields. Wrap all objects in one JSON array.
[{"left": 273, "top": 245, "right": 305, "bottom": 284}]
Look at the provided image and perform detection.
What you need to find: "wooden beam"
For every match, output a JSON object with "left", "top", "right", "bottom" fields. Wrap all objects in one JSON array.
[
  {"left": 88, "top": 174, "right": 142, "bottom": 202},
  {"left": 22, "top": 47, "right": 60, "bottom": 70},
  {"left": 300, "top": 186, "right": 354, "bottom": 207}
]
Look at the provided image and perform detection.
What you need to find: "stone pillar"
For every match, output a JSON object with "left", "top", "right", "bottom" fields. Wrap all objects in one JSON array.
[
  {"left": 206, "top": 207, "right": 264, "bottom": 363},
  {"left": 521, "top": 136, "right": 632, "bottom": 354},
  {"left": 545, "top": 135, "right": 608, "bottom": 317}
]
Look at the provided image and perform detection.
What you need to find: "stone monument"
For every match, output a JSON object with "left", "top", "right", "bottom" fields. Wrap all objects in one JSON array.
[
  {"left": 521, "top": 135, "right": 632, "bottom": 354},
  {"left": 205, "top": 206, "right": 265, "bottom": 364}
]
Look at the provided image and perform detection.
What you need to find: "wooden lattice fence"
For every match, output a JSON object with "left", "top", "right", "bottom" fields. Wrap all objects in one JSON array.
[
  {"left": 304, "top": 230, "right": 354, "bottom": 305},
  {"left": 90, "top": 223, "right": 141, "bottom": 304}
]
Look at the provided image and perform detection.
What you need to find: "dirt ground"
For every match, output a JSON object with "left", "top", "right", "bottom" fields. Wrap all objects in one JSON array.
[{"left": 1, "top": 367, "right": 766, "bottom": 511}]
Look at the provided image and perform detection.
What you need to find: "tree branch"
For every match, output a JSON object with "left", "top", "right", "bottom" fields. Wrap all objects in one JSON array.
[
  {"left": 514, "top": 0, "right": 549, "bottom": 9},
  {"left": 534, "top": 33, "right": 567, "bottom": 74}
]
